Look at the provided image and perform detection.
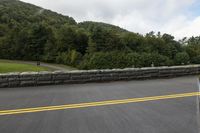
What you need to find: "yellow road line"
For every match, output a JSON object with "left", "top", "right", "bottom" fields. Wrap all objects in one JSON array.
[{"left": 0, "top": 92, "right": 200, "bottom": 116}]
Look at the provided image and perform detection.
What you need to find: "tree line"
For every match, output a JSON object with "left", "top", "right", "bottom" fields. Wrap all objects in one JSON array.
[{"left": 0, "top": 0, "right": 200, "bottom": 69}]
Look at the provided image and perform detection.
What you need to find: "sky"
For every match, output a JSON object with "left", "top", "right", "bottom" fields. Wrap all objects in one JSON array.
[{"left": 21, "top": 0, "right": 200, "bottom": 39}]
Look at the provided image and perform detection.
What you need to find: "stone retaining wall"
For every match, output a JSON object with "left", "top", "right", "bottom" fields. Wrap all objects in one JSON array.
[{"left": 1, "top": 65, "right": 200, "bottom": 88}]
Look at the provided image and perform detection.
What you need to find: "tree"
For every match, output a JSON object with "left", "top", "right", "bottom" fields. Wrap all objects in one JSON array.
[
  {"left": 185, "top": 36, "right": 200, "bottom": 63},
  {"left": 57, "top": 25, "right": 76, "bottom": 52},
  {"left": 74, "top": 29, "right": 89, "bottom": 54},
  {"left": 89, "top": 26, "right": 123, "bottom": 52},
  {"left": 122, "top": 33, "right": 143, "bottom": 52}
]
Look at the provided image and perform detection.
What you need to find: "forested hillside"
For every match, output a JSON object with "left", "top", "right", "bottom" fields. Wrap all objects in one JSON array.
[{"left": 0, "top": 0, "right": 200, "bottom": 69}]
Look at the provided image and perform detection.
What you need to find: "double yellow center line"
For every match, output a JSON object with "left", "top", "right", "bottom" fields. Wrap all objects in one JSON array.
[{"left": 0, "top": 92, "right": 200, "bottom": 116}]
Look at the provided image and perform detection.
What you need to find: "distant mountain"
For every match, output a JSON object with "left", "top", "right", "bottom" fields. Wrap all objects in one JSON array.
[
  {"left": 0, "top": 0, "right": 76, "bottom": 27},
  {"left": 0, "top": 0, "right": 128, "bottom": 33}
]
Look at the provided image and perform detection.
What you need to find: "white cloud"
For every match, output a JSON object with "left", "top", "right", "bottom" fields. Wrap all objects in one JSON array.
[
  {"left": 172, "top": 16, "right": 200, "bottom": 39},
  {"left": 21, "top": 0, "right": 200, "bottom": 39}
]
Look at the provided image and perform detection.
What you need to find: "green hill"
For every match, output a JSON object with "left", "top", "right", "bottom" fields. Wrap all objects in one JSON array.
[
  {"left": 0, "top": 0, "right": 76, "bottom": 26},
  {"left": 79, "top": 21, "right": 128, "bottom": 34},
  {"left": 0, "top": 0, "right": 200, "bottom": 70}
]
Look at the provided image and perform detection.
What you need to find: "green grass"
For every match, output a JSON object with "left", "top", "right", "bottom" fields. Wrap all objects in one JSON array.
[{"left": 0, "top": 60, "right": 49, "bottom": 73}]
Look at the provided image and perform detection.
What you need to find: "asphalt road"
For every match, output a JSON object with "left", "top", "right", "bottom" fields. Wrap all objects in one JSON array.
[{"left": 0, "top": 76, "right": 199, "bottom": 133}]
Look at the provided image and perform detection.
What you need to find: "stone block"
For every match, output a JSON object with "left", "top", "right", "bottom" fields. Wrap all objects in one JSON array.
[{"left": 20, "top": 80, "right": 36, "bottom": 86}]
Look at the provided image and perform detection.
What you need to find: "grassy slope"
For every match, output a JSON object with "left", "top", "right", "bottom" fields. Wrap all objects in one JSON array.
[
  {"left": 0, "top": 60, "right": 49, "bottom": 73},
  {"left": 0, "top": 59, "right": 77, "bottom": 73}
]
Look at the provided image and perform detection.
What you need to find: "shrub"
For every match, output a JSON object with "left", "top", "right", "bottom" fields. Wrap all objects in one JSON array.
[
  {"left": 78, "top": 52, "right": 173, "bottom": 69},
  {"left": 79, "top": 51, "right": 132, "bottom": 69},
  {"left": 56, "top": 50, "right": 82, "bottom": 66},
  {"left": 174, "top": 52, "right": 190, "bottom": 65},
  {"left": 191, "top": 55, "right": 200, "bottom": 64}
]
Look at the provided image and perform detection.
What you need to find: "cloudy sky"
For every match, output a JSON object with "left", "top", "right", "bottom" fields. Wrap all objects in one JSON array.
[{"left": 21, "top": 0, "right": 200, "bottom": 39}]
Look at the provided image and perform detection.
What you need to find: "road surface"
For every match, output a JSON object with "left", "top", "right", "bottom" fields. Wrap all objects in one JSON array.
[{"left": 0, "top": 76, "right": 199, "bottom": 133}]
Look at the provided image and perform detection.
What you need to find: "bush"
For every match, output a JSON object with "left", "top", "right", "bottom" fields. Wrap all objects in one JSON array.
[
  {"left": 191, "top": 55, "right": 200, "bottom": 64},
  {"left": 136, "top": 53, "right": 173, "bottom": 67},
  {"left": 174, "top": 52, "right": 190, "bottom": 65},
  {"left": 79, "top": 51, "right": 137, "bottom": 69},
  {"left": 42, "top": 53, "right": 56, "bottom": 63},
  {"left": 56, "top": 52, "right": 67, "bottom": 64},
  {"left": 56, "top": 50, "right": 82, "bottom": 66},
  {"left": 150, "top": 53, "right": 174, "bottom": 66},
  {"left": 78, "top": 52, "right": 173, "bottom": 69},
  {"left": 126, "top": 53, "right": 141, "bottom": 67}
]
